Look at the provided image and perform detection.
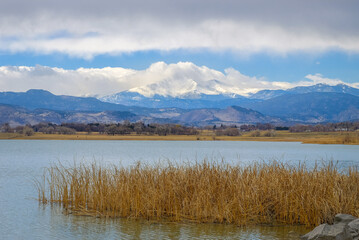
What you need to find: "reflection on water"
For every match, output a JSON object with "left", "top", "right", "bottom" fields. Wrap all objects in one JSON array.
[
  {"left": 1, "top": 140, "right": 358, "bottom": 239},
  {"left": 44, "top": 205, "right": 308, "bottom": 240}
]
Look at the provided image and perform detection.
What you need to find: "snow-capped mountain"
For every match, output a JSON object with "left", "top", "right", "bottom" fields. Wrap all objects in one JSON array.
[
  {"left": 100, "top": 91, "right": 251, "bottom": 109},
  {"left": 249, "top": 83, "right": 359, "bottom": 100},
  {"left": 99, "top": 75, "right": 249, "bottom": 109},
  {"left": 100, "top": 83, "right": 359, "bottom": 109},
  {"left": 129, "top": 78, "right": 244, "bottom": 98}
]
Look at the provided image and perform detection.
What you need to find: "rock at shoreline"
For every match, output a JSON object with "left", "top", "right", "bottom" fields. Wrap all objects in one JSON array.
[
  {"left": 301, "top": 214, "right": 359, "bottom": 240},
  {"left": 348, "top": 219, "right": 359, "bottom": 240}
]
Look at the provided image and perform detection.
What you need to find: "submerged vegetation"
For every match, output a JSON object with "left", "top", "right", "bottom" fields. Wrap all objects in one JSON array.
[{"left": 37, "top": 160, "right": 359, "bottom": 227}]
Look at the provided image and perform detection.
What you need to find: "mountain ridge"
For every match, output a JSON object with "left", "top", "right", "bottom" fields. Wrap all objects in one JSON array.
[
  {"left": 0, "top": 89, "right": 130, "bottom": 112},
  {"left": 249, "top": 83, "right": 359, "bottom": 100},
  {"left": 100, "top": 83, "right": 359, "bottom": 109},
  {"left": 0, "top": 103, "right": 138, "bottom": 126},
  {"left": 1, "top": 84, "right": 359, "bottom": 126},
  {"left": 242, "top": 92, "right": 359, "bottom": 123}
]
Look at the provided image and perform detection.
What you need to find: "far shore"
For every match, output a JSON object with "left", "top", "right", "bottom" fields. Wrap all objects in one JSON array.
[{"left": 1, "top": 131, "right": 358, "bottom": 145}]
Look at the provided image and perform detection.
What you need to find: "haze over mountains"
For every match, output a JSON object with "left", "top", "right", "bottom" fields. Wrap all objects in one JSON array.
[{"left": 1, "top": 83, "right": 359, "bottom": 126}]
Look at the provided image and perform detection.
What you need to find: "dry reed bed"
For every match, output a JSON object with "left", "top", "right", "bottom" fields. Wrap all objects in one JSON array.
[{"left": 36, "top": 160, "right": 359, "bottom": 227}]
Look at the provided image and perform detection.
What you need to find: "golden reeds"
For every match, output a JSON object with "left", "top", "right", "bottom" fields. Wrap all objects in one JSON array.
[{"left": 37, "top": 160, "right": 359, "bottom": 227}]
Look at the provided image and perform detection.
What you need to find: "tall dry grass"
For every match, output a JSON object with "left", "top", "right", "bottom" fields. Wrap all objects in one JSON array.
[{"left": 36, "top": 160, "right": 359, "bottom": 227}]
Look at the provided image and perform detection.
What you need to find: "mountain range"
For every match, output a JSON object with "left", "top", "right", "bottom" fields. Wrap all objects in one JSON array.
[
  {"left": 100, "top": 83, "right": 359, "bottom": 109},
  {"left": 100, "top": 91, "right": 255, "bottom": 109},
  {"left": 0, "top": 103, "right": 138, "bottom": 126},
  {"left": 1, "top": 83, "right": 359, "bottom": 126},
  {"left": 249, "top": 83, "right": 359, "bottom": 100},
  {"left": 243, "top": 92, "right": 359, "bottom": 123}
]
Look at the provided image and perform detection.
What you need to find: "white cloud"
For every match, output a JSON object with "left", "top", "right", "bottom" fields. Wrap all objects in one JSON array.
[
  {"left": 1, "top": 62, "right": 357, "bottom": 97},
  {"left": 302, "top": 74, "right": 344, "bottom": 86},
  {"left": 0, "top": 1, "right": 359, "bottom": 57},
  {"left": 282, "top": 73, "right": 359, "bottom": 90},
  {"left": 0, "top": 65, "right": 139, "bottom": 96}
]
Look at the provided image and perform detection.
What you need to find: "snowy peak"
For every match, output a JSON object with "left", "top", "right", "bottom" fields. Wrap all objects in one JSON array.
[
  {"left": 128, "top": 78, "right": 237, "bottom": 98},
  {"left": 129, "top": 78, "right": 198, "bottom": 97},
  {"left": 99, "top": 90, "right": 249, "bottom": 109}
]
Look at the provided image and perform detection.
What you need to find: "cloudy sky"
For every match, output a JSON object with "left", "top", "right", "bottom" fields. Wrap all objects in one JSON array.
[{"left": 0, "top": 0, "right": 359, "bottom": 96}]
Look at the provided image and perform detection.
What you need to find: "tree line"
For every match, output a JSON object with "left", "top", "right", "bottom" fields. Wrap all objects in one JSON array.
[
  {"left": 0, "top": 122, "right": 242, "bottom": 136},
  {"left": 1, "top": 121, "right": 358, "bottom": 136},
  {"left": 289, "top": 122, "right": 359, "bottom": 132},
  {"left": 0, "top": 122, "right": 199, "bottom": 136}
]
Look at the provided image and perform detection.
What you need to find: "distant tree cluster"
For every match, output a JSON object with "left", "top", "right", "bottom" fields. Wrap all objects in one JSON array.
[
  {"left": 215, "top": 128, "right": 241, "bottom": 136},
  {"left": 29, "top": 123, "right": 76, "bottom": 135},
  {"left": 102, "top": 122, "right": 199, "bottom": 136},
  {"left": 60, "top": 123, "right": 105, "bottom": 133},
  {"left": 202, "top": 124, "right": 241, "bottom": 136},
  {"left": 238, "top": 123, "right": 276, "bottom": 132},
  {"left": 249, "top": 129, "right": 277, "bottom": 137},
  {"left": 0, "top": 122, "right": 199, "bottom": 136},
  {"left": 1, "top": 123, "right": 76, "bottom": 135},
  {"left": 0, "top": 124, "right": 35, "bottom": 136},
  {"left": 289, "top": 122, "right": 359, "bottom": 132}
]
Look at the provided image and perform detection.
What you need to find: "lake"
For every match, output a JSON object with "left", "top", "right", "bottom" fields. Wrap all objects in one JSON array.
[{"left": 1, "top": 140, "right": 358, "bottom": 239}]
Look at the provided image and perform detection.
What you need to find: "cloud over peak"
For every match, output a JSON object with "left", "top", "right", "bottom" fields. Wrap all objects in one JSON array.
[{"left": 0, "top": 62, "right": 357, "bottom": 97}]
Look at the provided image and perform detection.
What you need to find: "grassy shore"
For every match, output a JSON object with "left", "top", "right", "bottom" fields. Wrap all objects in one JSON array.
[
  {"left": 2, "top": 131, "right": 359, "bottom": 144},
  {"left": 37, "top": 160, "right": 359, "bottom": 227}
]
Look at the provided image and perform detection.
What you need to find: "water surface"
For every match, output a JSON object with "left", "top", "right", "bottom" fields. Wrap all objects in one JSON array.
[{"left": 1, "top": 140, "right": 358, "bottom": 239}]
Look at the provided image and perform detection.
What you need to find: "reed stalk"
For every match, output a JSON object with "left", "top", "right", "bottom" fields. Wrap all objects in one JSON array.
[{"left": 37, "top": 160, "right": 359, "bottom": 226}]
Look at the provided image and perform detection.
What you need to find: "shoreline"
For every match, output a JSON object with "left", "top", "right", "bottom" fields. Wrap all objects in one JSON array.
[{"left": 1, "top": 131, "right": 359, "bottom": 145}]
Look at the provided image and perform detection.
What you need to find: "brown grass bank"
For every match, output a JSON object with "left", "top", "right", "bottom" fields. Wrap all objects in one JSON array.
[{"left": 37, "top": 160, "right": 359, "bottom": 227}]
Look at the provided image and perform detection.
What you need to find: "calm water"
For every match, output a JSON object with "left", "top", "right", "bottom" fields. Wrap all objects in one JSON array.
[{"left": 1, "top": 140, "right": 358, "bottom": 240}]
